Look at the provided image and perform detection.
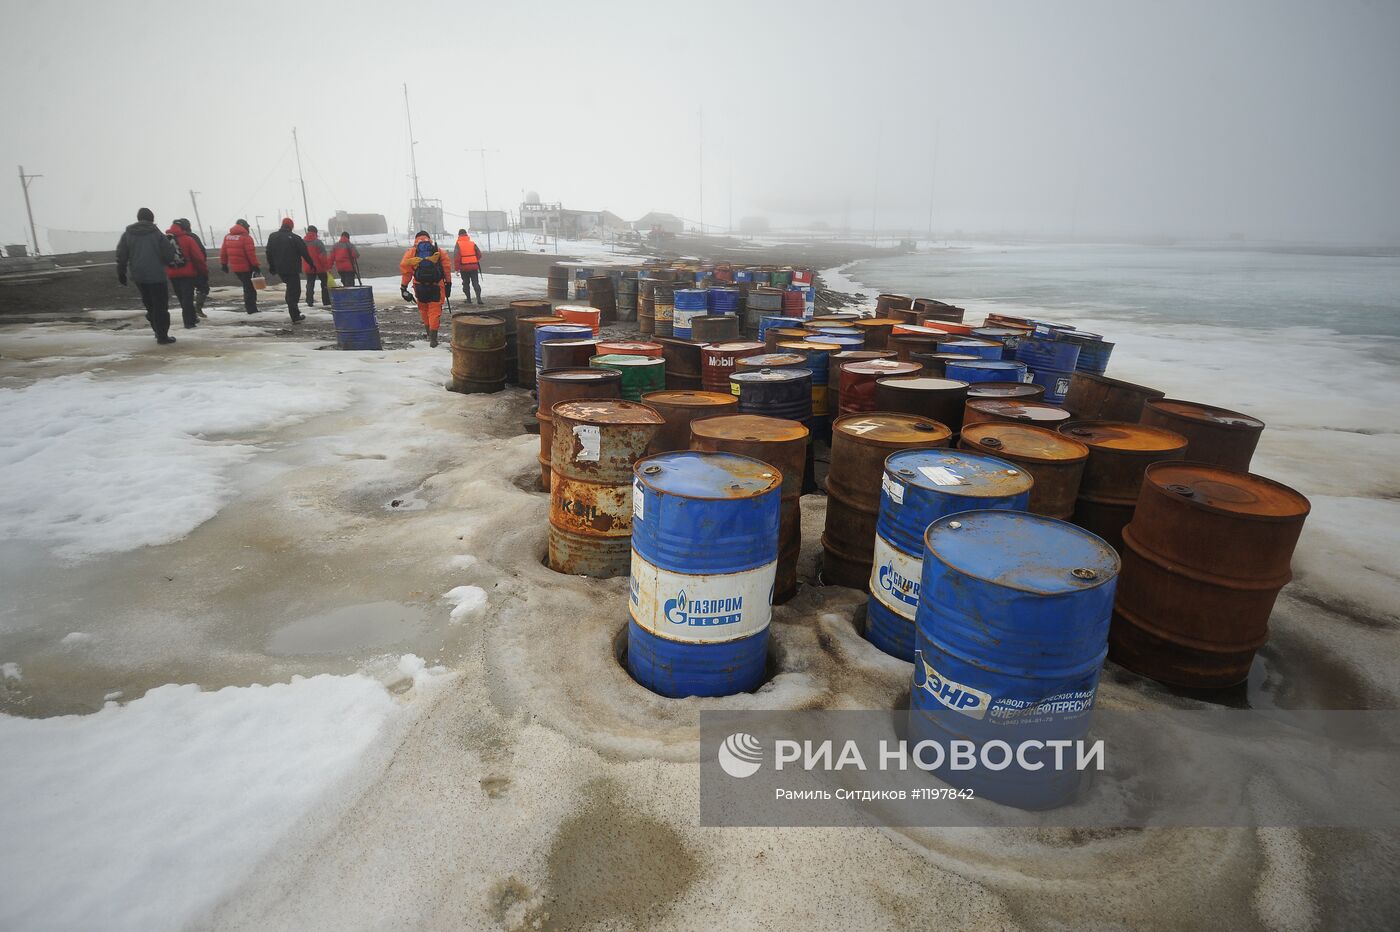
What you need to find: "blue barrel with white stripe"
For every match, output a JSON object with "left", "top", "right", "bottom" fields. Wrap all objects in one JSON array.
[
  {"left": 937, "top": 340, "right": 1002, "bottom": 360},
  {"left": 708, "top": 287, "right": 740, "bottom": 316},
  {"left": 628, "top": 451, "right": 782, "bottom": 697},
  {"left": 535, "top": 324, "right": 592, "bottom": 371},
  {"left": 945, "top": 359, "right": 1028, "bottom": 384},
  {"left": 673, "top": 289, "right": 709, "bottom": 339},
  {"left": 910, "top": 510, "right": 1119, "bottom": 808},
  {"left": 868, "top": 450, "right": 1032, "bottom": 662}
]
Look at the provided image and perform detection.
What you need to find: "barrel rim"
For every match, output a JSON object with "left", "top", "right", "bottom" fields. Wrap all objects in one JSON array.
[
  {"left": 1143, "top": 397, "right": 1266, "bottom": 431},
  {"left": 1142, "top": 460, "right": 1310, "bottom": 520},
  {"left": 690, "top": 413, "right": 809, "bottom": 443},
  {"left": 884, "top": 448, "right": 1035, "bottom": 497},
  {"left": 922, "top": 509, "right": 1121, "bottom": 594},
  {"left": 1058, "top": 419, "right": 1189, "bottom": 453},
  {"left": 633, "top": 450, "right": 784, "bottom": 500},
  {"left": 641, "top": 390, "right": 739, "bottom": 408},
  {"left": 960, "top": 422, "right": 1091, "bottom": 463}
]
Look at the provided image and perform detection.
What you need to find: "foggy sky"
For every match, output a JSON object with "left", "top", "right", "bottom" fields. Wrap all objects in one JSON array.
[{"left": 1, "top": 0, "right": 1397, "bottom": 247}]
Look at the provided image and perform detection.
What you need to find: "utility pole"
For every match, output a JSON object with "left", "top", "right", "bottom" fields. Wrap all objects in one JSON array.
[
  {"left": 18, "top": 165, "right": 42, "bottom": 255},
  {"left": 404, "top": 84, "right": 423, "bottom": 232},
  {"left": 292, "top": 128, "right": 311, "bottom": 230},
  {"left": 189, "top": 190, "right": 206, "bottom": 245},
  {"left": 254, "top": 215, "right": 265, "bottom": 246},
  {"left": 464, "top": 147, "right": 499, "bottom": 250},
  {"left": 728, "top": 163, "right": 733, "bottom": 235},
  {"left": 697, "top": 107, "right": 704, "bottom": 236}
]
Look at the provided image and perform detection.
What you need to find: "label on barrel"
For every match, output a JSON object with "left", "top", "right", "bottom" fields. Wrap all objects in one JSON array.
[
  {"left": 870, "top": 534, "right": 920, "bottom": 620},
  {"left": 880, "top": 474, "right": 905, "bottom": 505},
  {"left": 629, "top": 552, "right": 774, "bottom": 643},
  {"left": 632, "top": 480, "right": 644, "bottom": 520},
  {"left": 844, "top": 419, "right": 884, "bottom": 435},
  {"left": 573, "top": 425, "right": 600, "bottom": 462},
  {"left": 919, "top": 466, "right": 964, "bottom": 486},
  {"left": 913, "top": 651, "right": 993, "bottom": 719}
]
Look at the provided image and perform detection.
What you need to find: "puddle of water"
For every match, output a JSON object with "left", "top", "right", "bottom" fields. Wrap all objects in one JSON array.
[{"left": 267, "top": 601, "right": 428, "bottom": 656}]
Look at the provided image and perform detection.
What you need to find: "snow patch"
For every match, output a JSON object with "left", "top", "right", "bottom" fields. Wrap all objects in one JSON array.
[
  {"left": 60, "top": 632, "right": 94, "bottom": 647},
  {"left": 444, "top": 585, "right": 488, "bottom": 622},
  {"left": 1, "top": 663, "right": 20, "bottom": 682}
]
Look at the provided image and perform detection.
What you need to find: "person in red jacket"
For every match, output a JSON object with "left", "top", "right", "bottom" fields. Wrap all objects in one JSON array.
[
  {"left": 453, "top": 228, "right": 483, "bottom": 305},
  {"left": 399, "top": 231, "right": 452, "bottom": 347},
  {"left": 166, "top": 221, "right": 209, "bottom": 329},
  {"left": 330, "top": 231, "right": 360, "bottom": 287},
  {"left": 301, "top": 225, "right": 333, "bottom": 307},
  {"left": 219, "top": 219, "right": 262, "bottom": 314}
]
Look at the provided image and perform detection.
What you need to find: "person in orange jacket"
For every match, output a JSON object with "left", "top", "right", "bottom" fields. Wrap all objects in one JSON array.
[
  {"left": 453, "top": 228, "right": 483, "bottom": 305},
  {"left": 399, "top": 231, "right": 452, "bottom": 347}
]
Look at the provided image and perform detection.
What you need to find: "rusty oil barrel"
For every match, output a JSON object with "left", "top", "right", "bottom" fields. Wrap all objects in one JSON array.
[
  {"left": 1110, "top": 462, "right": 1310, "bottom": 688},
  {"left": 515, "top": 314, "right": 564, "bottom": 389},
  {"left": 536, "top": 368, "right": 622, "bottom": 490},
  {"left": 548, "top": 399, "right": 663, "bottom": 578},
  {"left": 692, "top": 314, "right": 741, "bottom": 343},
  {"left": 656, "top": 336, "right": 704, "bottom": 390},
  {"left": 889, "top": 307, "right": 920, "bottom": 326},
  {"left": 967, "top": 381, "right": 1045, "bottom": 402},
  {"left": 732, "top": 353, "right": 806, "bottom": 382},
  {"left": 888, "top": 332, "right": 943, "bottom": 362},
  {"left": 476, "top": 304, "right": 522, "bottom": 385},
  {"left": 821, "top": 413, "right": 951, "bottom": 590},
  {"left": 691, "top": 414, "right": 809, "bottom": 603},
  {"left": 876, "top": 294, "right": 914, "bottom": 316},
  {"left": 597, "top": 340, "right": 662, "bottom": 358},
  {"left": 638, "top": 279, "right": 657, "bottom": 334},
  {"left": 1140, "top": 398, "right": 1265, "bottom": 472},
  {"left": 1063, "top": 372, "right": 1165, "bottom": 422},
  {"left": 852, "top": 318, "right": 901, "bottom": 350},
  {"left": 540, "top": 337, "right": 599, "bottom": 371},
  {"left": 832, "top": 350, "right": 896, "bottom": 415},
  {"left": 765, "top": 326, "right": 811, "bottom": 352},
  {"left": 546, "top": 265, "right": 570, "bottom": 300},
  {"left": 914, "top": 298, "right": 966, "bottom": 323},
  {"left": 959, "top": 422, "right": 1088, "bottom": 519},
  {"left": 1059, "top": 420, "right": 1188, "bottom": 552},
  {"left": 963, "top": 398, "right": 1073, "bottom": 429},
  {"left": 873, "top": 376, "right": 970, "bottom": 434},
  {"left": 701, "top": 341, "right": 765, "bottom": 393},
  {"left": 837, "top": 359, "right": 921, "bottom": 415},
  {"left": 642, "top": 390, "right": 739, "bottom": 454},
  {"left": 911, "top": 352, "right": 978, "bottom": 377},
  {"left": 448, "top": 314, "right": 507, "bottom": 394},
  {"left": 653, "top": 284, "right": 674, "bottom": 338},
  {"left": 587, "top": 275, "right": 616, "bottom": 323}
]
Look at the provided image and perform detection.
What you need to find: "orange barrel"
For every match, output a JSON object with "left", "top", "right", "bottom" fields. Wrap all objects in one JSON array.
[
  {"left": 925, "top": 320, "right": 974, "bottom": 336},
  {"left": 959, "top": 422, "right": 1089, "bottom": 519},
  {"left": 831, "top": 349, "right": 896, "bottom": 414},
  {"left": 1063, "top": 372, "right": 1165, "bottom": 422},
  {"left": 853, "top": 318, "right": 901, "bottom": 350},
  {"left": 692, "top": 314, "right": 741, "bottom": 343},
  {"left": 548, "top": 399, "right": 663, "bottom": 578},
  {"left": 964, "top": 398, "right": 1074, "bottom": 429},
  {"left": 1111, "top": 462, "right": 1309, "bottom": 688},
  {"left": 875, "top": 294, "right": 914, "bottom": 316},
  {"left": 765, "top": 326, "right": 811, "bottom": 352},
  {"left": 701, "top": 341, "right": 766, "bottom": 393},
  {"left": 1058, "top": 420, "right": 1188, "bottom": 552},
  {"left": 597, "top": 340, "right": 663, "bottom": 358},
  {"left": 873, "top": 376, "right": 969, "bottom": 433},
  {"left": 656, "top": 337, "right": 704, "bottom": 390},
  {"left": 1139, "top": 399, "right": 1265, "bottom": 473},
  {"left": 536, "top": 368, "right": 622, "bottom": 490},
  {"left": 539, "top": 337, "right": 599, "bottom": 370},
  {"left": 516, "top": 315, "right": 565, "bottom": 388},
  {"left": 691, "top": 414, "right": 810, "bottom": 603},
  {"left": 821, "top": 413, "right": 951, "bottom": 590},
  {"left": 557, "top": 304, "right": 601, "bottom": 335},
  {"left": 837, "top": 359, "right": 921, "bottom": 415},
  {"left": 447, "top": 314, "right": 507, "bottom": 394},
  {"left": 642, "top": 390, "right": 739, "bottom": 454}
]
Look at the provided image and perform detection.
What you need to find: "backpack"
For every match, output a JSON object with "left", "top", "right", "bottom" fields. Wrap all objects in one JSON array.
[
  {"left": 412, "top": 252, "right": 443, "bottom": 285},
  {"left": 166, "top": 233, "right": 187, "bottom": 268}
]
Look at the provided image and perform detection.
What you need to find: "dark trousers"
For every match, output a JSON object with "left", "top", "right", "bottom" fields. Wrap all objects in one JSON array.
[
  {"left": 460, "top": 270, "right": 481, "bottom": 302},
  {"left": 305, "top": 272, "right": 330, "bottom": 304},
  {"left": 171, "top": 277, "right": 198, "bottom": 327},
  {"left": 281, "top": 273, "right": 302, "bottom": 318},
  {"left": 136, "top": 281, "right": 170, "bottom": 339},
  {"left": 338, "top": 270, "right": 356, "bottom": 287},
  {"left": 234, "top": 270, "right": 259, "bottom": 313}
]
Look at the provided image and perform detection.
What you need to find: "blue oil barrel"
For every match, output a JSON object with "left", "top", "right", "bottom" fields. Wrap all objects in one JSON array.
[
  {"left": 328, "top": 286, "right": 382, "bottom": 350},
  {"left": 937, "top": 340, "right": 1002, "bottom": 360},
  {"left": 730, "top": 367, "right": 813, "bottom": 424},
  {"left": 735, "top": 269, "right": 754, "bottom": 283},
  {"left": 759, "top": 316, "right": 804, "bottom": 341},
  {"left": 868, "top": 451, "right": 1032, "bottom": 662},
  {"left": 1074, "top": 340, "right": 1114, "bottom": 374},
  {"left": 752, "top": 270, "right": 772, "bottom": 285},
  {"left": 1016, "top": 338, "right": 1081, "bottom": 373},
  {"left": 536, "top": 324, "right": 593, "bottom": 371},
  {"left": 972, "top": 327, "right": 1027, "bottom": 359},
  {"left": 779, "top": 341, "right": 839, "bottom": 423},
  {"left": 945, "top": 359, "right": 1029, "bottom": 384},
  {"left": 573, "top": 268, "right": 593, "bottom": 299},
  {"left": 911, "top": 510, "right": 1120, "bottom": 808},
  {"left": 674, "top": 289, "right": 708, "bottom": 311},
  {"left": 628, "top": 451, "right": 783, "bottom": 697},
  {"left": 708, "top": 287, "right": 740, "bottom": 315}
]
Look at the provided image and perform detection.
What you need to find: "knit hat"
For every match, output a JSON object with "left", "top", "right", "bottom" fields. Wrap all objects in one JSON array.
[
  {"left": 306, "top": 225, "right": 318, "bottom": 234},
  {"left": 280, "top": 218, "right": 294, "bottom": 228},
  {"left": 458, "top": 228, "right": 467, "bottom": 235},
  {"left": 137, "top": 207, "right": 154, "bottom": 222}
]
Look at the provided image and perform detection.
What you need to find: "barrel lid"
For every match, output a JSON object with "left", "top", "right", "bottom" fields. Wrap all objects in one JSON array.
[
  {"left": 538, "top": 324, "right": 592, "bottom": 336},
  {"left": 875, "top": 376, "right": 970, "bottom": 392},
  {"left": 770, "top": 327, "right": 810, "bottom": 338},
  {"left": 541, "top": 338, "right": 597, "bottom": 347},
  {"left": 539, "top": 367, "right": 619, "bottom": 382},
  {"left": 971, "top": 328, "right": 1021, "bottom": 337},
  {"left": 886, "top": 448, "right": 1034, "bottom": 498},
  {"left": 598, "top": 341, "right": 663, "bottom": 353},
  {"left": 1145, "top": 462, "right": 1309, "bottom": 518},
  {"left": 834, "top": 350, "right": 896, "bottom": 363},
  {"left": 843, "top": 360, "right": 921, "bottom": 377},
  {"left": 520, "top": 315, "right": 566, "bottom": 325},
  {"left": 855, "top": 318, "right": 902, "bottom": 327},
  {"left": 641, "top": 390, "right": 737, "bottom": 408},
  {"left": 961, "top": 423, "right": 1089, "bottom": 464},
  {"left": 1070, "top": 371, "right": 1164, "bottom": 396},
  {"left": 967, "top": 382, "right": 1042, "bottom": 398},
  {"left": 811, "top": 315, "right": 860, "bottom": 324},
  {"left": 730, "top": 367, "right": 813, "bottom": 383},
  {"left": 1146, "top": 398, "right": 1265, "bottom": 430},
  {"left": 949, "top": 360, "right": 1025, "bottom": 372},
  {"left": 939, "top": 339, "right": 1000, "bottom": 349},
  {"left": 634, "top": 450, "right": 782, "bottom": 500},
  {"left": 833, "top": 413, "right": 951, "bottom": 445},
  {"left": 736, "top": 353, "right": 805, "bottom": 368},
  {"left": 451, "top": 315, "right": 501, "bottom": 327},
  {"left": 591, "top": 354, "right": 661, "bottom": 367},
  {"left": 690, "top": 414, "right": 808, "bottom": 444},
  {"left": 811, "top": 327, "right": 860, "bottom": 336},
  {"left": 924, "top": 511, "right": 1120, "bottom": 594},
  {"left": 553, "top": 399, "right": 664, "bottom": 425},
  {"left": 781, "top": 340, "right": 841, "bottom": 353},
  {"left": 967, "top": 399, "right": 1072, "bottom": 422},
  {"left": 1060, "top": 420, "right": 1188, "bottom": 452},
  {"left": 704, "top": 341, "right": 764, "bottom": 353},
  {"left": 914, "top": 353, "right": 980, "bottom": 363},
  {"left": 554, "top": 304, "right": 599, "bottom": 315},
  {"left": 893, "top": 325, "right": 948, "bottom": 336}
]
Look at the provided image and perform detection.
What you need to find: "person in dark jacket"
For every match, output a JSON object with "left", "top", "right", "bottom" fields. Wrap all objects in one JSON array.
[
  {"left": 115, "top": 207, "right": 178, "bottom": 344},
  {"left": 175, "top": 219, "right": 210, "bottom": 320},
  {"left": 330, "top": 232, "right": 360, "bottom": 287},
  {"left": 264, "top": 218, "right": 313, "bottom": 322},
  {"left": 220, "top": 220, "right": 262, "bottom": 314},
  {"left": 301, "top": 225, "right": 333, "bottom": 307},
  {"left": 166, "top": 220, "right": 209, "bottom": 329}
]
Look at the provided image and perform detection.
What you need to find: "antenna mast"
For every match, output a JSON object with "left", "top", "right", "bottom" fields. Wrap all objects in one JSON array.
[
  {"left": 404, "top": 84, "right": 423, "bottom": 231},
  {"left": 292, "top": 128, "right": 311, "bottom": 226}
]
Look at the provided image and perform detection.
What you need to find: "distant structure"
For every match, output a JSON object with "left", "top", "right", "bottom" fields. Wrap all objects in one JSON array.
[
  {"left": 468, "top": 210, "right": 508, "bottom": 234},
  {"left": 326, "top": 210, "right": 388, "bottom": 236},
  {"left": 519, "top": 193, "right": 627, "bottom": 239},
  {"left": 634, "top": 211, "right": 684, "bottom": 235},
  {"left": 409, "top": 199, "right": 446, "bottom": 237},
  {"left": 739, "top": 216, "right": 770, "bottom": 235}
]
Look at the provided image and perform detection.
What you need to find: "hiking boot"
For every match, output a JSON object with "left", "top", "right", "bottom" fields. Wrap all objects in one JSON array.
[
  {"left": 291, "top": 313, "right": 306, "bottom": 323},
  {"left": 428, "top": 329, "right": 439, "bottom": 347},
  {"left": 157, "top": 336, "right": 177, "bottom": 345},
  {"left": 196, "top": 309, "right": 208, "bottom": 319},
  {"left": 184, "top": 323, "right": 198, "bottom": 329}
]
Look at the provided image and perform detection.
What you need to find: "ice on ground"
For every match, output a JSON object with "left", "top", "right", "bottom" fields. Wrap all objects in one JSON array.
[
  {"left": 1, "top": 663, "right": 20, "bottom": 681},
  {"left": 0, "top": 664, "right": 441, "bottom": 932},
  {"left": 446, "top": 553, "right": 478, "bottom": 570},
  {"left": 445, "top": 584, "right": 488, "bottom": 622},
  {"left": 59, "top": 632, "right": 94, "bottom": 647}
]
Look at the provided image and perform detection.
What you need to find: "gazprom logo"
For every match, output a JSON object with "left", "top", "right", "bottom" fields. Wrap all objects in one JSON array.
[
  {"left": 876, "top": 561, "right": 919, "bottom": 607},
  {"left": 664, "top": 589, "right": 744, "bottom": 627},
  {"left": 914, "top": 650, "right": 992, "bottom": 720}
]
